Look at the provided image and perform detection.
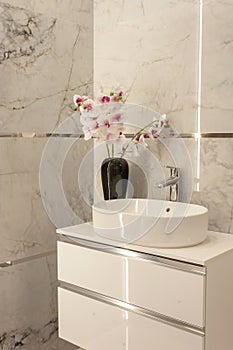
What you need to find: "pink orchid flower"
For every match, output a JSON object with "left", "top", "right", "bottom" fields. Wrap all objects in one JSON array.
[
  {"left": 134, "top": 134, "right": 148, "bottom": 147},
  {"left": 103, "top": 120, "right": 110, "bottom": 128},
  {"left": 100, "top": 95, "right": 111, "bottom": 103},
  {"left": 73, "top": 95, "right": 88, "bottom": 106},
  {"left": 82, "top": 122, "right": 99, "bottom": 140},
  {"left": 150, "top": 129, "right": 158, "bottom": 138},
  {"left": 110, "top": 91, "right": 124, "bottom": 102},
  {"left": 83, "top": 103, "right": 93, "bottom": 111},
  {"left": 74, "top": 91, "right": 170, "bottom": 158},
  {"left": 80, "top": 112, "right": 98, "bottom": 126},
  {"left": 81, "top": 98, "right": 95, "bottom": 111}
]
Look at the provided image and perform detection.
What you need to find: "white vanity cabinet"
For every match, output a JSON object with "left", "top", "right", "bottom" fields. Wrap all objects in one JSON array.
[{"left": 57, "top": 224, "right": 233, "bottom": 350}]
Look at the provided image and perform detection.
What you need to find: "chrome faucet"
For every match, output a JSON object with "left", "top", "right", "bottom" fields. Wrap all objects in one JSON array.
[{"left": 156, "top": 166, "right": 179, "bottom": 202}]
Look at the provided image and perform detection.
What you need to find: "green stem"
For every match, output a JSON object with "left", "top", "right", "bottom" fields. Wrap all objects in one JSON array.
[
  {"left": 106, "top": 144, "right": 111, "bottom": 158},
  {"left": 112, "top": 143, "right": 114, "bottom": 158},
  {"left": 120, "top": 120, "right": 158, "bottom": 158}
]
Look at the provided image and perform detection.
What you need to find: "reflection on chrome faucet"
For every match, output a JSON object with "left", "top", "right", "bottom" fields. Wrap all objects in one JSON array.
[{"left": 156, "top": 166, "right": 179, "bottom": 202}]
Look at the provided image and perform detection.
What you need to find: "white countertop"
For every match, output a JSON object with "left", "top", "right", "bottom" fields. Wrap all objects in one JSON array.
[{"left": 57, "top": 222, "right": 233, "bottom": 266}]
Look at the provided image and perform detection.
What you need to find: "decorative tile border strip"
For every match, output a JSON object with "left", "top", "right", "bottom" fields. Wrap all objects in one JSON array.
[
  {"left": 0, "top": 132, "right": 84, "bottom": 138},
  {"left": 181, "top": 133, "right": 233, "bottom": 138},
  {"left": 0, "top": 250, "right": 56, "bottom": 269},
  {"left": 0, "top": 132, "right": 232, "bottom": 138}
]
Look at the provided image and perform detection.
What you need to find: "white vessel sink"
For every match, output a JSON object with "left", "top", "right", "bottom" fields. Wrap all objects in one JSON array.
[{"left": 92, "top": 199, "right": 208, "bottom": 248}]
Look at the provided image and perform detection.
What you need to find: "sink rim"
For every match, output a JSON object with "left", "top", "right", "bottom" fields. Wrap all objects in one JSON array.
[{"left": 92, "top": 198, "right": 208, "bottom": 218}]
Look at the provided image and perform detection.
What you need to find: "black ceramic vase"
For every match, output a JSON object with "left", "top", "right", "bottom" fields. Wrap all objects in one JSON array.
[{"left": 101, "top": 158, "right": 129, "bottom": 200}]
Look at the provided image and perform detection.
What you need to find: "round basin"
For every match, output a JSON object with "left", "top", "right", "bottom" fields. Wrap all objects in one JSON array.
[{"left": 92, "top": 199, "right": 208, "bottom": 248}]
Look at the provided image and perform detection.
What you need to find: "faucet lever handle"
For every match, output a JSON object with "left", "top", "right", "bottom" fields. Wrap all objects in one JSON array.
[
  {"left": 165, "top": 165, "right": 179, "bottom": 177},
  {"left": 165, "top": 165, "right": 177, "bottom": 170}
]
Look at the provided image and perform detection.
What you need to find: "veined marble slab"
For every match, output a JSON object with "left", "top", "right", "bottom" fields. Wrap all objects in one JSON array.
[
  {"left": 201, "top": 0, "right": 233, "bottom": 132},
  {"left": 192, "top": 138, "right": 233, "bottom": 234},
  {"left": 94, "top": 0, "right": 199, "bottom": 133},
  {"left": 0, "top": 0, "right": 93, "bottom": 132},
  {"left": 0, "top": 252, "right": 77, "bottom": 349},
  {"left": 0, "top": 137, "right": 92, "bottom": 263}
]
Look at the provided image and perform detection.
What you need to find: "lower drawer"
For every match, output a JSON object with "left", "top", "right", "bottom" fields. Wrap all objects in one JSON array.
[{"left": 58, "top": 287, "right": 204, "bottom": 350}]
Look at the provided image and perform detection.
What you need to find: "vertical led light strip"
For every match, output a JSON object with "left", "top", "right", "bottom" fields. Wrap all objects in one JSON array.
[
  {"left": 196, "top": 0, "right": 203, "bottom": 191},
  {"left": 124, "top": 257, "right": 129, "bottom": 350}
]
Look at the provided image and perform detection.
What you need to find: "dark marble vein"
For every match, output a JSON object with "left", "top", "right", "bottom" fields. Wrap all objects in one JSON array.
[
  {"left": 54, "top": 27, "right": 81, "bottom": 128},
  {"left": 0, "top": 319, "right": 57, "bottom": 349},
  {"left": 0, "top": 2, "right": 56, "bottom": 67}
]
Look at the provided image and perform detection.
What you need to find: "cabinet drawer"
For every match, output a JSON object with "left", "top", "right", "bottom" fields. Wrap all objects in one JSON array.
[
  {"left": 58, "top": 241, "right": 205, "bottom": 327},
  {"left": 57, "top": 241, "right": 126, "bottom": 300},
  {"left": 129, "top": 258, "right": 205, "bottom": 327},
  {"left": 58, "top": 287, "right": 204, "bottom": 350}
]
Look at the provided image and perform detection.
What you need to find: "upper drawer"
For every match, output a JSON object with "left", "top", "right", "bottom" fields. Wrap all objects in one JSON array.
[
  {"left": 58, "top": 241, "right": 205, "bottom": 327},
  {"left": 58, "top": 241, "right": 126, "bottom": 300},
  {"left": 128, "top": 258, "right": 205, "bottom": 327}
]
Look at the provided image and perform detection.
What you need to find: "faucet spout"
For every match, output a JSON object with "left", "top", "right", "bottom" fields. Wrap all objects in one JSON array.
[{"left": 157, "top": 174, "right": 179, "bottom": 189}]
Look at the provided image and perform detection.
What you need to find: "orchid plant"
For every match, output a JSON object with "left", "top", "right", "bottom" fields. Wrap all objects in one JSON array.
[{"left": 73, "top": 91, "right": 171, "bottom": 158}]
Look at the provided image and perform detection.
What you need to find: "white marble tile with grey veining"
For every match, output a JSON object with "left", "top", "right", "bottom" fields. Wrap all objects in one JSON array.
[
  {"left": 192, "top": 138, "right": 233, "bottom": 233},
  {"left": 0, "top": 138, "right": 56, "bottom": 263},
  {"left": 94, "top": 0, "right": 199, "bottom": 133},
  {"left": 2, "top": 0, "right": 91, "bottom": 24},
  {"left": 201, "top": 0, "right": 233, "bottom": 132},
  {"left": 0, "top": 254, "right": 56, "bottom": 342},
  {"left": 62, "top": 138, "right": 93, "bottom": 223},
  {"left": 0, "top": 253, "right": 78, "bottom": 349},
  {"left": 0, "top": 137, "right": 92, "bottom": 263},
  {"left": 0, "top": 0, "right": 93, "bottom": 132}
]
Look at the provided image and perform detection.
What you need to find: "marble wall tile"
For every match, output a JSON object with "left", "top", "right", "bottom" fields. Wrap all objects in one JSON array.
[
  {"left": 0, "top": 254, "right": 56, "bottom": 342},
  {"left": 0, "top": 0, "right": 93, "bottom": 132},
  {"left": 191, "top": 138, "right": 233, "bottom": 233},
  {"left": 62, "top": 138, "right": 93, "bottom": 223},
  {"left": 201, "top": 0, "right": 233, "bottom": 132},
  {"left": 0, "top": 137, "right": 92, "bottom": 263},
  {"left": 0, "top": 253, "right": 77, "bottom": 350},
  {"left": 2, "top": 0, "right": 91, "bottom": 24},
  {"left": 94, "top": 0, "right": 199, "bottom": 133},
  {"left": 0, "top": 1, "right": 93, "bottom": 348},
  {"left": 0, "top": 138, "right": 56, "bottom": 263}
]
